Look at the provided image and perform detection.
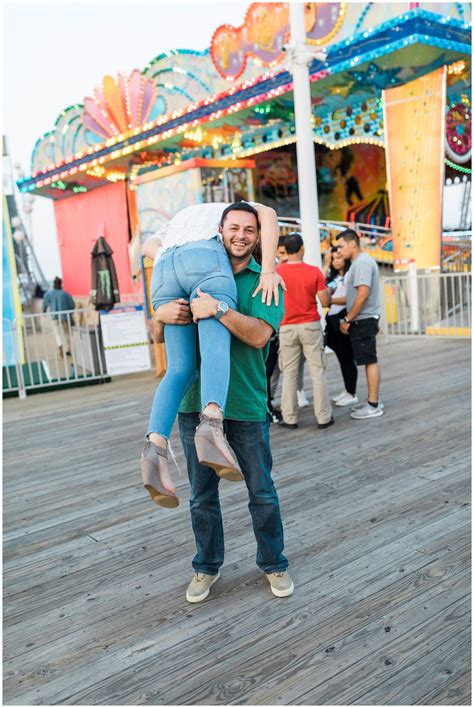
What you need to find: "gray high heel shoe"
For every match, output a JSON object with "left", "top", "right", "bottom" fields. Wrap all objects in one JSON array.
[
  {"left": 194, "top": 415, "right": 244, "bottom": 482},
  {"left": 140, "top": 440, "right": 179, "bottom": 508}
]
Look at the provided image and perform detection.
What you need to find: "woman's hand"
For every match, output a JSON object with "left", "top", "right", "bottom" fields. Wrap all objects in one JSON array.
[
  {"left": 154, "top": 298, "right": 192, "bottom": 325},
  {"left": 252, "top": 271, "right": 286, "bottom": 306},
  {"left": 322, "top": 250, "right": 332, "bottom": 278}
]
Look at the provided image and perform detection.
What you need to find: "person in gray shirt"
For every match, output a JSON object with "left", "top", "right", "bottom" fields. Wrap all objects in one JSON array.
[{"left": 335, "top": 230, "right": 383, "bottom": 420}]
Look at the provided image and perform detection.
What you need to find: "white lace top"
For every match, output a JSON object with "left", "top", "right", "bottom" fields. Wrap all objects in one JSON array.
[
  {"left": 151, "top": 202, "right": 232, "bottom": 265},
  {"left": 328, "top": 274, "right": 347, "bottom": 316}
]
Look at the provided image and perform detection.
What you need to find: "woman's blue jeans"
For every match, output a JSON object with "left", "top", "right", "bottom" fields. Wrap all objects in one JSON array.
[
  {"left": 178, "top": 412, "right": 288, "bottom": 574},
  {"left": 148, "top": 237, "right": 237, "bottom": 439}
]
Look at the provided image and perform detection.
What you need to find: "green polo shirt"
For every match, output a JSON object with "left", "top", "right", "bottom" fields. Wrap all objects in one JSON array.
[{"left": 179, "top": 257, "right": 284, "bottom": 421}]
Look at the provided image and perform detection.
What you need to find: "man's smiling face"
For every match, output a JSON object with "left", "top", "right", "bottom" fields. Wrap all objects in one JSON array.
[{"left": 219, "top": 210, "right": 259, "bottom": 262}]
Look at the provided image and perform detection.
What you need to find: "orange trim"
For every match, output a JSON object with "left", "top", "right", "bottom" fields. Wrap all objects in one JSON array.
[{"left": 133, "top": 157, "right": 256, "bottom": 184}]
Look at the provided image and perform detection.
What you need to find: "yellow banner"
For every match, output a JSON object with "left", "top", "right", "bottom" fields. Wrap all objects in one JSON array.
[{"left": 383, "top": 68, "right": 446, "bottom": 270}]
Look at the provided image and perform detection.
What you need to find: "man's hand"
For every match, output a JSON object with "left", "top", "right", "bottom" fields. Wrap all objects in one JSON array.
[
  {"left": 252, "top": 271, "right": 286, "bottom": 306},
  {"left": 190, "top": 289, "right": 219, "bottom": 323},
  {"left": 340, "top": 320, "right": 351, "bottom": 335},
  {"left": 154, "top": 299, "right": 192, "bottom": 325}
]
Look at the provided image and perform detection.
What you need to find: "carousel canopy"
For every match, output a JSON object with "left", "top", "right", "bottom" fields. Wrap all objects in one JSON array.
[{"left": 18, "top": 2, "right": 471, "bottom": 200}]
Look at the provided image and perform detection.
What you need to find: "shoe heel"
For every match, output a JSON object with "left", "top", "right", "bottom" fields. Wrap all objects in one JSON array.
[
  {"left": 194, "top": 435, "right": 244, "bottom": 483},
  {"left": 140, "top": 458, "right": 179, "bottom": 509}
]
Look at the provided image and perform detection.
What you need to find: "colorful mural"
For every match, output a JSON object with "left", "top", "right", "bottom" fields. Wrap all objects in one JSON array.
[
  {"left": 134, "top": 168, "right": 203, "bottom": 242},
  {"left": 133, "top": 159, "right": 255, "bottom": 244},
  {"left": 316, "top": 143, "right": 387, "bottom": 223},
  {"left": 253, "top": 143, "right": 387, "bottom": 223}
]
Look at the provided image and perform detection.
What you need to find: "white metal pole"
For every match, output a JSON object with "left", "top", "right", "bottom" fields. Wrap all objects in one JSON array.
[
  {"left": 289, "top": 2, "right": 321, "bottom": 267},
  {"left": 408, "top": 259, "right": 420, "bottom": 333}
]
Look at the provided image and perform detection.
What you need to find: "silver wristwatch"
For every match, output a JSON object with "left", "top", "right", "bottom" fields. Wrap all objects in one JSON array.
[{"left": 215, "top": 301, "right": 229, "bottom": 320}]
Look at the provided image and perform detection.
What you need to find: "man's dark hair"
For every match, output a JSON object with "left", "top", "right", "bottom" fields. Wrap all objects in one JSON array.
[
  {"left": 278, "top": 235, "right": 287, "bottom": 249},
  {"left": 220, "top": 201, "right": 260, "bottom": 229},
  {"left": 337, "top": 229, "right": 360, "bottom": 246},
  {"left": 284, "top": 232, "right": 303, "bottom": 254},
  {"left": 53, "top": 277, "right": 62, "bottom": 289}
]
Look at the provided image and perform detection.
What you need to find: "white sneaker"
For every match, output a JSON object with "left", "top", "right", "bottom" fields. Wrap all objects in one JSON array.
[
  {"left": 331, "top": 390, "right": 346, "bottom": 403},
  {"left": 186, "top": 571, "right": 220, "bottom": 603},
  {"left": 351, "top": 403, "right": 384, "bottom": 420},
  {"left": 335, "top": 392, "right": 358, "bottom": 407},
  {"left": 297, "top": 390, "right": 309, "bottom": 408},
  {"left": 266, "top": 571, "right": 294, "bottom": 597},
  {"left": 352, "top": 401, "right": 384, "bottom": 412}
]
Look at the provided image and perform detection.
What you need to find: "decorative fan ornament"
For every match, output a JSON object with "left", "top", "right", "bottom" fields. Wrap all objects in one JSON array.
[
  {"left": 445, "top": 102, "right": 472, "bottom": 164},
  {"left": 210, "top": 2, "right": 345, "bottom": 81},
  {"left": 83, "top": 70, "right": 158, "bottom": 139}
]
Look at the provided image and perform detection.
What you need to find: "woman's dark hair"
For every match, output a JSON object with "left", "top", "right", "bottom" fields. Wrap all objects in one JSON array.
[
  {"left": 253, "top": 241, "right": 262, "bottom": 265},
  {"left": 327, "top": 245, "right": 351, "bottom": 283},
  {"left": 219, "top": 201, "right": 260, "bottom": 229}
]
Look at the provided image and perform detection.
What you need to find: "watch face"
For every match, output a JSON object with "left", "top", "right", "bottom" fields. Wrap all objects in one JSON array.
[{"left": 215, "top": 301, "right": 229, "bottom": 319}]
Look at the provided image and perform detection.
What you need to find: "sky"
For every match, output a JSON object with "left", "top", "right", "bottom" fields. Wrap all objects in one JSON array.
[{"left": 3, "top": 0, "right": 249, "bottom": 280}]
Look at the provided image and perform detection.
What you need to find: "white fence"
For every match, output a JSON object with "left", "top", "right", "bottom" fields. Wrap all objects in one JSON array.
[
  {"left": 4, "top": 276, "right": 470, "bottom": 398},
  {"left": 278, "top": 217, "right": 391, "bottom": 242},
  {"left": 380, "top": 270, "right": 471, "bottom": 338},
  {"left": 3, "top": 308, "right": 108, "bottom": 397}
]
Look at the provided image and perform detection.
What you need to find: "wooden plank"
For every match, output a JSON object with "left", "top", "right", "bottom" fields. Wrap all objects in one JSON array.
[
  {"left": 3, "top": 468, "right": 468, "bottom": 623},
  {"left": 6, "top": 546, "right": 468, "bottom": 704},
  {"left": 416, "top": 669, "right": 471, "bottom": 705},
  {"left": 355, "top": 627, "right": 471, "bottom": 706},
  {"left": 3, "top": 339, "right": 470, "bottom": 705}
]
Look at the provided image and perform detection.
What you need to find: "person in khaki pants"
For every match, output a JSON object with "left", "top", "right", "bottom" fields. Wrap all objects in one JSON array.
[{"left": 277, "top": 233, "right": 334, "bottom": 430}]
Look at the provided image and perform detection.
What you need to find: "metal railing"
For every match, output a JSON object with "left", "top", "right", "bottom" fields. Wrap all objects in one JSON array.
[
  {"left": 381, "top": 269, "right": 471, "bottom": 338},
  {"left": 278, "top": 217, "right": 392, "bottom": 244},
  {"left": 278, "top": 218, "right": 471, "bottom": 271},
  {"left": 3, "top": 308, "right": 108, "bottom": 397}
]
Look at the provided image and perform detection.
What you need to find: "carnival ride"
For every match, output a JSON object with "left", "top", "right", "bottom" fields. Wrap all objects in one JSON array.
[{"left": 13, "top": 2, "right": 472, "bottom": 293}]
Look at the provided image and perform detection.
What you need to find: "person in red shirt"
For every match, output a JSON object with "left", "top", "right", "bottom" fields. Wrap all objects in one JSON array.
[{"left": 276, "top": 233, "right": 334, "bottom": 429}]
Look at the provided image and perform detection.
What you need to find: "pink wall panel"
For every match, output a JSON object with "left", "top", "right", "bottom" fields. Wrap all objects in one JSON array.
[{"left": 54, "top": 182, "right": 133, "bottom": 297}]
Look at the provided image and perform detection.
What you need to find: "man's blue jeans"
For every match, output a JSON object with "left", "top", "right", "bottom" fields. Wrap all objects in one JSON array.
[{"left": 178, "top": 412, "right": 288, "bottom": 575}]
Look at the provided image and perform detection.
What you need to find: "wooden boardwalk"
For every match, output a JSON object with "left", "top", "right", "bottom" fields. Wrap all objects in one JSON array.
[{"left": 3, "top": 337, "right": 471, "bottom": 705}]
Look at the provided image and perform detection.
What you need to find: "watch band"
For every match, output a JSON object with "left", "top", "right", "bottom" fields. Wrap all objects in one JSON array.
[{"left": 215, "top": 301, "right": 229, "bottom": 320}]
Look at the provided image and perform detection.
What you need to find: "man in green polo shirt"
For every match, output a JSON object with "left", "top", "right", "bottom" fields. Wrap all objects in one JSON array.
[{"left": 153, "top": 202, "right": 293, "bottom": 603}]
